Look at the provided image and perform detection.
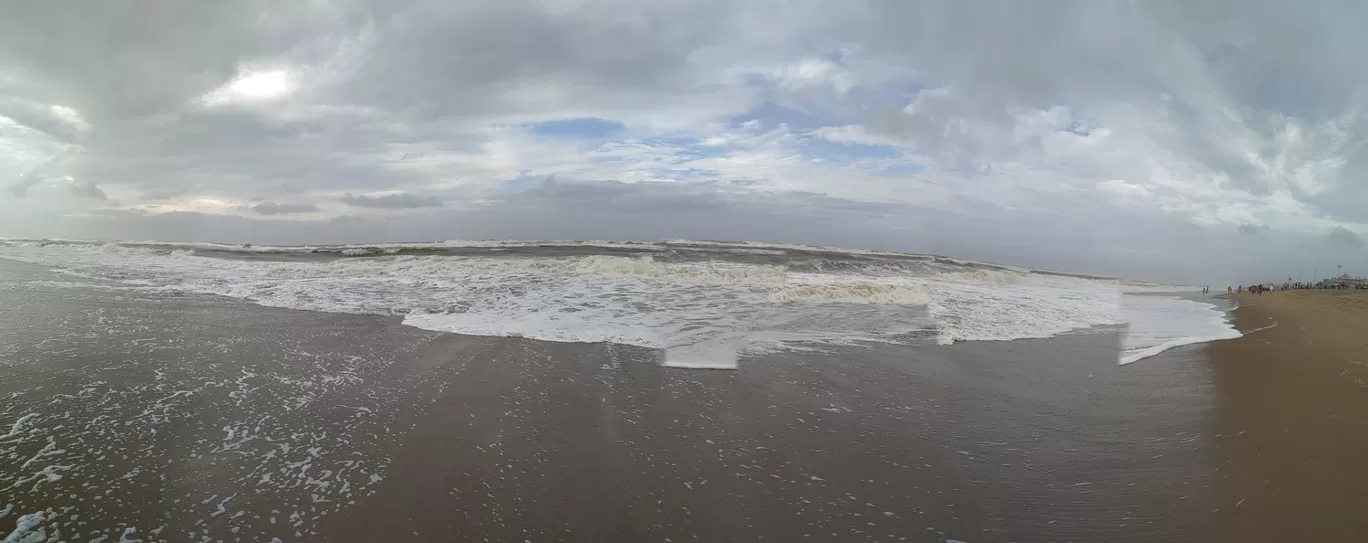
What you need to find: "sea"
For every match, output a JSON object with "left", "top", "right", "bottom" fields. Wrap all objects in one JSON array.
[
  {"left": 0, "top": 239, "right": 1239, "bottom": 369},
  {"left": 0, "top": 238, "right": 1245, "bottom": 541}
]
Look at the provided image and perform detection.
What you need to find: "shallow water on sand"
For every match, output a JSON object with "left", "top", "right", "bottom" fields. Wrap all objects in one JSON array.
[{"left": 2, "top": 259, "right": 1226, "bottom": 542}]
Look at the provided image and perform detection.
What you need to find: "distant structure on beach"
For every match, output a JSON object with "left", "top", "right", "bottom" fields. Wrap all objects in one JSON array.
[
  {"left": 1325, "top": 275, "right": 1367, "bottom": 289},
  {"left": 1259, "top": 275, "right": 1367, "bottom": 291}
]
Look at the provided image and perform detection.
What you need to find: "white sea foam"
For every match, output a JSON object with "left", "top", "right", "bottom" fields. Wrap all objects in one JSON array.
[
  {"left": 2, "top": 510, "right": 45, "bottom": 543},
  {"left": 0, "top": 241, "right": 1237, "bottom": 368},
  {"left": 1119, "top": 295, "right": 1241, "bottom": 364},
  {"left": 936, "top": 268, "right": 1056, "bottom": 285},
  {"left": 919, "top": 269, "right": 1125, "bottom": 345},
  {"left": 768, "top": 280, "right": 930, "bottom": 305},
  {"left": 661, "top": 238, "right": 920, "bottom": 258}
]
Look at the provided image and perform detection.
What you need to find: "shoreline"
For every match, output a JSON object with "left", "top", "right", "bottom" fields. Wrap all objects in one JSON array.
[{"left": 1206, "top": 290, "right": 1368, "bottom": 541}]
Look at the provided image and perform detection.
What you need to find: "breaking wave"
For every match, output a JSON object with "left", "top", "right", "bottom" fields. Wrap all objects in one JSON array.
[
  {"left": 768, "top": 282, "right": 930, "bottom": 305},
  {"left": 0, "top": 239, "right": 1236, "bottom": 368}
]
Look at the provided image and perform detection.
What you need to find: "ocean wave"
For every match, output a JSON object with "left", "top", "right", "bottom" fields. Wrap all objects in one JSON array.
[
  {"left": 938, "top": 269, "right": 1046, "bottom": 284},
  {"left": 7, "top": 237, "right": 934, "bottom": 260},
  {"left": 1118, "top": 295, "right": 1242, "bottom": 364},
  {"left": 768, "top": 282, "right": 930, "bottom": 305},
  {"left": 0, "top": 239, "right": 1232, "bottom": 368},
  {"left": 925, "top": 280, "right": 1124, "bottom": 345},
  {"left": 937, "top": 268, "right": 1092, "bottom": 286},
  {"left": 566, "top": 255, "right": 788, "bottom": 285},
  {"left": 1119, "top": 281, "right": 1202, "bottom": 294}
]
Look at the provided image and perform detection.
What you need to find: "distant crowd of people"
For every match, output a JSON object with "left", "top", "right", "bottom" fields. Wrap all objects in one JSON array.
[
  {"left": 1220, "top": 281, "right": 1364, "bottom": 296},
  {"left": 1212, "top": 284, "right": 1271, "bottom": 296},
  {"left": 1225, "top": 284, "right": 1272, "bottom": 296}
]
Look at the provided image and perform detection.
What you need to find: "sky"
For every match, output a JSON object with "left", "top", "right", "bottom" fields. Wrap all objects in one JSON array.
[{"left": 2, "top": 0, "right": 1366, "bottom": 285}]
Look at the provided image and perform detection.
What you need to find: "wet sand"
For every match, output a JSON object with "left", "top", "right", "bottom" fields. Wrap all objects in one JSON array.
[
  {"left": 1207, "top": 290, "right": 1368, "bottom": 542},
  {"left": 314, "top": 331, "right": 1228, "bottom": 543}
]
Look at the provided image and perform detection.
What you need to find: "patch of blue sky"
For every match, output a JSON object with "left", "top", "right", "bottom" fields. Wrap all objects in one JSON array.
[
  {"left": 839, "top": 84, "right": 910, "bottom": 113},
  {"left": 587, "top": 136, "right": 728, "bottom": 169},
  {"left": 729, "top": 77, "right": 925, "bottom": 136},
  {"left": 1064, "top": 119, "right": 1093, "bottom": 136},
  {"left": 496, "top": 172, "right": 551, "bottom": 195},
  {"left": 640, "top": 168, "right": 720, "bottom": 182},
  {"left": 726, "top": 102, "right": 836, "bottom": 132},
  {"left": 494, "top": 169, "right": 719, "bottom": 196},
  {"left": 675, "top": 142, "right": 732, "bottom": 159},
  {"left": 799, "top": 139, "right": 901, "bottom": 165},
  {"left": 878, "top": 163, "right": 926, "bottom": 177},
  {"left": 635, "top": 135, "right": 731, "bottom": 158},
  {"left": 528, "top": 117, "right": 625, "bottom": 139},
  {"left": 888, "top": 81, "right": 927, "bottom": 104}
]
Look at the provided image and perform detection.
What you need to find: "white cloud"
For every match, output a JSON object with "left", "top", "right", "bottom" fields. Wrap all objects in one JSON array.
[
  {"left": 810, "top": 125, "right": 902, "bottom": 147},
  {"left": 1098, "top": 179, "right": 1150, "bottom": 200},
  {"left": 199, "top": 69, "right": 298, "bottom": 106},
  {"left": 47, "top": 105, "right": 90, "bottom": 136},
  {"left": 749, "top": 57, "right": 856, "bottom": 93}
]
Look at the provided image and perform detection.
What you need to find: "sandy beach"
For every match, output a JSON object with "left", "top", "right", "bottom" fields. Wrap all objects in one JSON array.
[{"left": 1207, "top": 290, "right": 1368, "bottom": 542}]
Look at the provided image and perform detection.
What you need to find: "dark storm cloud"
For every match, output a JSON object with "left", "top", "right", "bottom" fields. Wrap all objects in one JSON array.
[
  {"left": 1239, "top": 223, "right": 1268, "bottom": 235},
  {"left": 1326, "top": 226, "right": 1364, "bottom": 249},
  {"left": 6, "top": 171, "right": 42, "bottom": 198},
  {"left": 0, "top": 1, "right": 357, "bottom": 119},
  {"left": 0, "top": 97, "right": 88, "bottom": 143},
  {"left": 340, "top": 192, "right": 443, "bottom": 209},
  {"left": 7, "top": 148, "right": 83, "bottom": 198},
  {"left": 339, "top": 2, "right": 715, "bottom": 113},
  {"left": 252, "top": 202, "right": 320, "bottom": 215},
  {"left": 69, "top": 180, "right": 108, "bottom": 201}
]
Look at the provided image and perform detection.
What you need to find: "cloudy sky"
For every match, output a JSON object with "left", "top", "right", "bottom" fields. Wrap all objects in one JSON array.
[{"left": 2, "top": 0, "right": 1366, "bottom": 283}]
